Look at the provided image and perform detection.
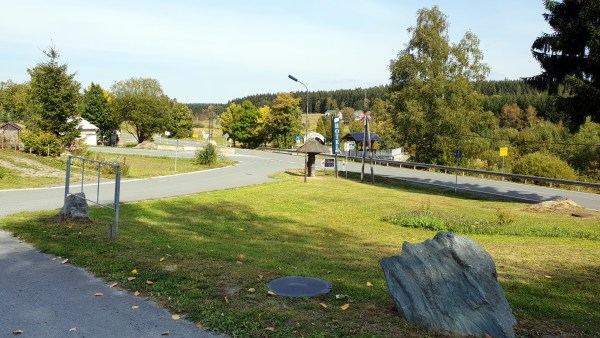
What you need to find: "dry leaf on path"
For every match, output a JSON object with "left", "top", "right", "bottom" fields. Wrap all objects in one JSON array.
[
  {"left": 94, "top": 292, "right": 103, "bottom": 297},
  {"left": 61, "top": 259, "right": 69, "bottom": 264},
  {"left": 195, "top": 322, "right": 203, "bottom": 329},
  {"left": 319, "top": 303, "right": 328, "bottom": 308},
  {"left": 13, "top": 330, "right": 24, "bottom": 335},
  {"left": 134, "top": 291, "right": 140, "bottom": 296},
  {"left": 160, "top": 331, "right": 170, "bottom": 336},
  {"left": 132, "top": 305, "right": 140, "bottom": 309},
  {"left": 267, "top": 290, "right": 276, "bottom": 296},
  {"left": 172, "top": 314, "right": 180, "bottom": 320},
  {"left": 69, "top": 327, "right": 77, "bottom": 332},
  {"left": 340, "top": 304, "right": 350, "bottom": 311},
  {"left": 247, "top": 288, "right": 256, "bottom": 293},
  {"left": 127, "top": 277, "right": 136, "bottom": 281},
  {"left": 224, "top": 296, "right": 229, "bottom": 303},
  {"left": 110, "top": 282, "right": 118, "bottom": 288}
]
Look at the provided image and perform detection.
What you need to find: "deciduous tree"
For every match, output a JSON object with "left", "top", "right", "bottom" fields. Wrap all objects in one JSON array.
[
  {"left": 110, "top": 78, "right": 170, "bottom": 143},
  {"left": 82, "top": 83, "right": 119, "bottom": 143},
  {"left": 169, "top": 101, "right": 193, "bottom": 139},
  {"left": 267, "top": 93, "right": 302, "bottom": 148}
]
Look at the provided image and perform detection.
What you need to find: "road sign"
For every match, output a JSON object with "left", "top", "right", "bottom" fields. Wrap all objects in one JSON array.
[
  {"left": 192, "top": 134, "right": 198, "bottom": 139},
  {"left": 296, "top": 135, "right": 301, "bottom": 143},
  {"left": 454, "top": 150, "right": 462, "bottom": 159},
  {"left": 499, "top": 147, "right": 508, "bottom": 157},
  {"left": 321, "top": 158, "right": 335, "bottom": 168},
  {"left": 332, "top": 116, "right": 341, "bottom": 154}
]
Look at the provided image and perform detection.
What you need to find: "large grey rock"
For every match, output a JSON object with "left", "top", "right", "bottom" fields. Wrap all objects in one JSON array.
[
  {"left": 58, "top": 192, "right": 91, "bottom": 222},
  {"left": 380, "top": 232, "right": 516, "bottom": 338}
]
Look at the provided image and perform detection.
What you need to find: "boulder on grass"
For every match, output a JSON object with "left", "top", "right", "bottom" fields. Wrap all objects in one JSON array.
[
  {"left": 58, "top": 192, "right": 91, "bottom": 222},
  {"left": 380, "top": 232, "right": 516, "bottom": 338}
]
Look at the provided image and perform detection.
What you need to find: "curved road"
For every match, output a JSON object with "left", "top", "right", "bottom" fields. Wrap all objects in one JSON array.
[{"left": 1, "top": 147, "right": 598, "bottom": 337}]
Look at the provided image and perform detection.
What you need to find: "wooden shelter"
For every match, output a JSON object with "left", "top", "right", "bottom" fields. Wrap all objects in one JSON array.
[
  {"left": 341, "top": 132, "right": 382, "bottom": 150},
  {"left": 0, "top": 122, "right": 22, "bottom": 150},
  {"left": 297, "top": 140, "right": 330, "bottom": 177}
]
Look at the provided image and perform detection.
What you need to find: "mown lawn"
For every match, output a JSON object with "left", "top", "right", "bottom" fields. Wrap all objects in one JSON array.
[
  {"left": 2, "top": 172, "right": 598, "bottom": 337},
  {"left": 0, "top": 149, "right": 234, "bottom": 189}
]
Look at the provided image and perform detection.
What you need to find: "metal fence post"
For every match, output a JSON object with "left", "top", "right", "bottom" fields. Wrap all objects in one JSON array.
[
  {"left": 62, "top": 155, "right": 72, "bottom": 221},
  {"left": 110, "top": 165, "right": 121, "bottom": 240}
]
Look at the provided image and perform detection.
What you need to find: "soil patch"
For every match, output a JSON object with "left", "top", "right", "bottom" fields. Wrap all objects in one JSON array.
[{"left": 525, "top": 199, "right": 581, "bottom": 213}]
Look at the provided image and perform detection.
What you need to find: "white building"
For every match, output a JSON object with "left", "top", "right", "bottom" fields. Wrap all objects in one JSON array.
[{"left": 78, "top": 118, "right": 99, "bottom": 145}]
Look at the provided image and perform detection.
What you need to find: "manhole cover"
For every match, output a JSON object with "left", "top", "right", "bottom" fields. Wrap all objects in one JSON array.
[{"left": 266, "top": 276, "right": 332, "bottom": 298}]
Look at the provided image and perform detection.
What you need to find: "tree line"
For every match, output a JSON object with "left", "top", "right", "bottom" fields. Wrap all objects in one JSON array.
[{"left": 0, "top": 47, "right": 193, "bottom": 155}]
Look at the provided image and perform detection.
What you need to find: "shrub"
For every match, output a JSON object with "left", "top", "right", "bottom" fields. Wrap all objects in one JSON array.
[
  {"left": 195, "top": 143, "right": 219, "bottom": 165},
  {"left": 512, "top": 152, "right": 577, "bottom": 180},
  {"left": 20, "top": 131, "right": 62, "bottom": 156}
]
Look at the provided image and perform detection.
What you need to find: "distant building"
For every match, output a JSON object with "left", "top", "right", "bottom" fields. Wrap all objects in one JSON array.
[
  {"left": 78, "top": 118, "right": 99, "bottom": 146},
  {"left": 0, "top": 122, "right": 22, "bottom": 150}
]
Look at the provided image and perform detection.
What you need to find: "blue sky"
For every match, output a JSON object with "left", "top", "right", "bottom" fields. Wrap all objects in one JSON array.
[{"left": 1, "top": 0, "right": 549, "bottom": 103}]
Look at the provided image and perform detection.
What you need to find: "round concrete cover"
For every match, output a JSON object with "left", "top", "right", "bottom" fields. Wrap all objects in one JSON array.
[{"left": 266, "top": 276, "right": 332, "bottom": 298}]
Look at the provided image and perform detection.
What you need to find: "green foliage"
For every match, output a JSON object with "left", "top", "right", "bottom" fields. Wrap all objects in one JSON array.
[
  {"left": 20, "top": 130, "right": 62, "bottom": 156},
  {"left": 82, "top": 83, "right": 119, "bottom": 142},
  {"left": 267, "top": 93, "right": 302, "bottom": 148},
  {"left": 567, "top": 117, "right": 600, "bottom": 179},
  {"left": 529, "top": 0, "right": 600, "bottom": 129},
  {"left": 220, "top": 101, "right": 263, "bottom": 148},
  {"left": 27, "top": 47, "right": 81, "bottom": 146},
  {"left": 512, "top": 152, "right": 577, "bottom": 180},
  {"left": 195, "top": 143, "right": 219, "bottom": 165},
  {"left": 0, "top": 81, "right": 31, "bottom": 123},
  {"left": 169, "top": 102, "right": 193, "bottom": 139},
  {"left": 315, "top": 115, "right": 332, "bottom": 141},
  {"left": 386, "top": 6, "right": 493, "bottom": 165},
  {"left": 340, "top": 107, "right": 355, "bottom": 125},
  {"left": 110, "top": 78, "right": 171, "bottom": 143}
]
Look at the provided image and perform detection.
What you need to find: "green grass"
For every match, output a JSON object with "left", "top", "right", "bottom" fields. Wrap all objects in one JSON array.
[
  {"left": 1, "top": 172, "right": 599, "bottom": 337},
  {"left": 0, "top": 149, "right": 235, "bottom": 189}
]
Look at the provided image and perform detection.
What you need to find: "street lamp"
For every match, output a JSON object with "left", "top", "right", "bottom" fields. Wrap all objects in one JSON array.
[{"left": 288, "top": 74, "right": 309, "bottom": 183}]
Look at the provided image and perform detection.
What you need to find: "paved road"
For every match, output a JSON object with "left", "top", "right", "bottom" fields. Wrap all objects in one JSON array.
[
  {"left": 1, "top": 147, "right": 598, "bottom": 337},
  {"left": 0, "top": 149, "right": 302, "bottom": 338}
]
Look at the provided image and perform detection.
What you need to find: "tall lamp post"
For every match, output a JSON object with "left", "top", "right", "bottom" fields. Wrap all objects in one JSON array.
[{"left": 288, "top": 74, "right": 309, "bottom": 183}]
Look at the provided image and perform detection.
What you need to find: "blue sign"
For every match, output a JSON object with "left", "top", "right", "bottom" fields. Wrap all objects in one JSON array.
[
  {"left": 454, "top": 150, "right": 462, "bottom": 159},
  {"left": 332, "top": 116, "right": 341, "bottom": 154},
  {"left": 296, "top": 135, "right": 301, "bottom": 143}
]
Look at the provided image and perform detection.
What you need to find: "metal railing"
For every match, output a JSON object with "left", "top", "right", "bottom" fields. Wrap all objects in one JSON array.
[
  {"left": 257, "top": 147, "right": 600, "bottom": 190},
  {"left": 63, "top": 155, "right": 121, "bottom": 240}
]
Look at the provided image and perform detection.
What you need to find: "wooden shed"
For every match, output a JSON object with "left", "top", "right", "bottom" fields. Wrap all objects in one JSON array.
[{"left": 0, "top": 122, "right": 22, "bottom": 150}]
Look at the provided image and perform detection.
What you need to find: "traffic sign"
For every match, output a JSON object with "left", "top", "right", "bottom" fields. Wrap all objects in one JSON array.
[{"left": 499, "top": 147, "right": 508, "bottom": 157}]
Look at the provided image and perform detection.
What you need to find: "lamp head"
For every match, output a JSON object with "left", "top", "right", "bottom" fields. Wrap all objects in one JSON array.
[{"left": 288, "top": 75, "right": 298, "bottom": 82}]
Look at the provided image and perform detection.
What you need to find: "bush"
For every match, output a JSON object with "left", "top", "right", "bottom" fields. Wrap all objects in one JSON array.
[
  {"left": 195, "top": 142, "right": 219, "bottom": 165},
  {"left": 512, "top": 152, "right": 577, "bottom": 180},
  {"left": 20, "top": 131, "right": 62, "bottom": 156}
]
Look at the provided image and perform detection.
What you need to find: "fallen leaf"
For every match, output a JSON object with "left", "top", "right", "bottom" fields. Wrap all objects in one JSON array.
[
  {"left": 366, "top": 282, "right": 373, "bottom": 287},
  {"left": 132, "top": 305, "right": 140, "bottom": 309},
  {"left": 131, "top": 269, "right": 138, "bottom": 275},
  {"left": 319, "top": 303, "right": 328, "bottom": 308},
  {"left": 94, "top": 292, "right": 103, "bottom": 297},
  {"left": 134, "top": 291, "right": 140, "bottom": 296},
  {"left": 267, "top": 290, "right": 276, "bottom": 296},
  {"left": 52, "top": 257, "right": 57, "bottom": 261},
  {"left": 172, "top": 314, "right": 180, "bottom": 320},
  {"left": 265, "top": 327, "right": 275, "bottom": 332},
  {"left": 127, "top": 277, "right": 136, "bottom": 281},
  {"left": 236, "top": 261, "right": 243, "bottom": 265},
  {"left": 195, "top": 322, "right": 203, "bottom": 329},
  {"left": 13, "top": 329, "right": 24, "bottom": 335},
  {"left": 224, "top": 296, "right": 229, "bottom": 303},
  {"left": 146, "top": 280, "right": 154, "bottom": 285},
  {"left": 69, "top": 327, "right": 77, "bottom": 332},
  {"left": 340, "top": 304, "right": 350, "bottom": 311},
  {"left": 238, "top": 254, "right": 245, "bottom": 261},
  {"left": 110, "top": 282, "right": 118, "bottom": 288},
  {"left": 61, "top": 259, "right": 69, "bottom": 264},
  {"left": 247, "top": 288, "right": 256, "bottom": 293},
  {"left": 160, "top": 331, "right": 170, "bottom": 336},
  {"left": 159, "top": 257, "right": 166, "bottom": 262},
  {"left": 257, "top": 274, "right": 263, "bottom": 280},
  {"left": 544, "top": 275, "right": 553, "bottom": 279}
]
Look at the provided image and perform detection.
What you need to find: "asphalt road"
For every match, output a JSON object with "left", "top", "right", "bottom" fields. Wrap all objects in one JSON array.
[{"left": 1, "top": 147, "right": 598, "bottom": 337}]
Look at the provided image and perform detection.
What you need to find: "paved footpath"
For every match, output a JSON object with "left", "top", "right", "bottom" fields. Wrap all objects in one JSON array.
[{"left": 0, "top": 149, "right": 301, "bottom": 338}]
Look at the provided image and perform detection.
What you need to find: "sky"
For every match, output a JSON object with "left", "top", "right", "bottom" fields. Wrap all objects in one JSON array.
[{"left": 1, "top": 0, "right": 550, "bottom": 104}]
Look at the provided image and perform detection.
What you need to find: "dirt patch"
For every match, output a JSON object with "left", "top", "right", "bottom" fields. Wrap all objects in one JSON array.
[
  {"left": 0, "top": 157, "right": 64, "bottom": 178},
  {"left": 525, "top": 199, "right": 582, "bottom": 213}
]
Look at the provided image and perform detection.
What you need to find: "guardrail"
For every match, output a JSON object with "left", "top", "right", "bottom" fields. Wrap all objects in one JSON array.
[{"left": 257, "top": 147, "right": 600, "bottom": 190}]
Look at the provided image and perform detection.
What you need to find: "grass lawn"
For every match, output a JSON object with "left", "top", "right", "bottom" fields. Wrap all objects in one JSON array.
[
  {"left": 0, "top": 149, "right": 234, "bottom": 189},
  {"left": 2, "top": 172, "right": 598, "bottom": 337}
]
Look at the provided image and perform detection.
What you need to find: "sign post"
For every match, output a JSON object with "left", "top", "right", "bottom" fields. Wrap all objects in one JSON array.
[
  {"left": 499, "top": 147, "right": 508, "bottom": 178},
  {"left": 332, "top": 116, "right": 341, "bottom": 178},
  {"left": 453, "top": 149, "right": 462, "bottom": 192}
]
